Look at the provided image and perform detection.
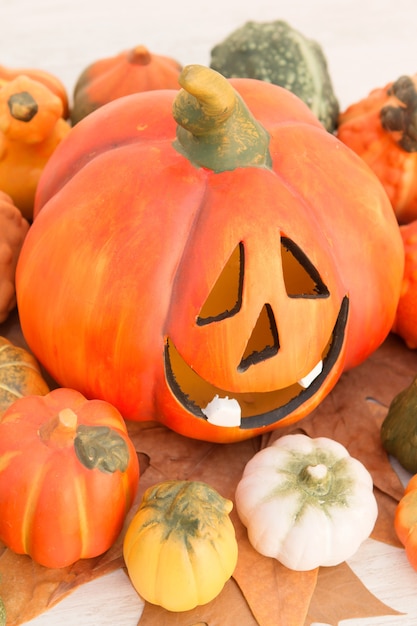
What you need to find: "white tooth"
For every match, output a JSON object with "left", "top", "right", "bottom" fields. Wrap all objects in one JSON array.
[
  {"left": 298, "top": 361, "right": 323, "bottom": 388},
  {"left": 201, "top": 395, "right": 241, "bottom": 427}
]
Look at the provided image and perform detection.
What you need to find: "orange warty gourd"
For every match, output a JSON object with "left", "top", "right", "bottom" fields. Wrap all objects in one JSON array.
[
  {"left": 337, "top": 74, "right": 417, "bottom": 224},
  {"left": 70, "top": 44, "right": 182, "bottom": 124},
  {"left": 0, "top": 75, "right": 71, "bottom": 220},
  {"left": 16, "top": 65, "right": 404, "bottom": 443},
  {"left": 0, "top": 64, "right": 69, "bottom": 119},
  {"left": 0, "top": 190, "right": 29, "bottom": 321},
  {"left": 0, "top": 387, "right": 139, "bottom": 568}
]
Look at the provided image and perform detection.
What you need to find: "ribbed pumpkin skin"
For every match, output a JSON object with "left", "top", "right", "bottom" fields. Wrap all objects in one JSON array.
[
  {"left": 16, "top": 68, "right": 404, "bottom": 443},
  {"left": 0, "top": 387, "right": 139, "bottom": 568},
  {"left": 123, "top": 480, "right": 238, "bottom": 611}
]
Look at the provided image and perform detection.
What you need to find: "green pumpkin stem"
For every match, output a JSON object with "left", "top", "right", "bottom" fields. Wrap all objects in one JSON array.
[{"left": 172, "top": 64, "right": 272, "bottom": 172}]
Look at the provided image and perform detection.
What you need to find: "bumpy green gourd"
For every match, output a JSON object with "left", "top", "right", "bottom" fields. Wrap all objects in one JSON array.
[
  {"left": 381, "top": 375, "right": 417, "bottom": 473},
  {"left": 210, "top": 20, "right": 339, "bottom": 132}
]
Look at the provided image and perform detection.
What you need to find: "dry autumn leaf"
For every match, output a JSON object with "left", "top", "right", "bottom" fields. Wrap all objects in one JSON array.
[
  {"left": 0, "top": 310, "right": 416, "bottom": 626},
  {"left": 305, "top": 561, "right": 403, "bottom": 625},
  {"left": 138, "top": 577, "right": 259, "bottom": 626}
]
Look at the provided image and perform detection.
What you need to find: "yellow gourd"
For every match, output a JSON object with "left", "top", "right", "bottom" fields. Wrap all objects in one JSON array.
[{"left": 123, "top": 480, "right": 238, "bottom": 611}]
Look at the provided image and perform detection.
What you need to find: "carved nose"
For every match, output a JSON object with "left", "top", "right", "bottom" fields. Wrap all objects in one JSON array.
[{"left": 238, "top": 303, "right": 279, "bottom": 372}]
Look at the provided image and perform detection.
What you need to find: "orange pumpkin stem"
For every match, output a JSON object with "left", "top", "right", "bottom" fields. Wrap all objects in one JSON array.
[
  {"left": 128, "top": 45, "right": 152, "bottom": 66},
  {"left": 172, "top": 64, "right": 272, "bottom": 172},
  {"left": 39, "top": 407, "right": 78, "bottom": 448}
]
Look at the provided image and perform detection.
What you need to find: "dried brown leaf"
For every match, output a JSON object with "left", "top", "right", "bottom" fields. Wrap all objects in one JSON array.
[
  {"left": 138, "top": 577, "right": 258, "bottom": 626},
  {"left": 304, "top": 561, "right": 403, "bottom": 625}
]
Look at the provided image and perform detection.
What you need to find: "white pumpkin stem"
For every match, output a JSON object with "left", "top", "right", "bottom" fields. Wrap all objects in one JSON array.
[
  {"left": 39, "top": 408, "right": 78, "bottom": 447},
  {"left": 58, "top": 408, "right": 78, "bottom": 430},
  {"left": 299, "top": 463, "right": 331, "bottom": 496},
  {"left": 306, "top": 463, "right": 328, "bottom": 480}
]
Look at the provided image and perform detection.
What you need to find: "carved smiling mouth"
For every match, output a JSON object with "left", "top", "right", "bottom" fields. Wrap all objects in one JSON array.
[{"left": 165, "top": 295, "right": 349, "bottom": 430}]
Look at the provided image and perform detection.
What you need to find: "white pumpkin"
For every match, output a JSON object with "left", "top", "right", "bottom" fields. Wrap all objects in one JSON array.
[{"left": 235, "top": 433, "right": 378, "bottom": 571}]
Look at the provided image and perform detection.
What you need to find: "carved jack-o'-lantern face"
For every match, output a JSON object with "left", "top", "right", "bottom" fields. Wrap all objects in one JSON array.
[{"left": 162, "top": 167, "right": 348, "bottom": 439}]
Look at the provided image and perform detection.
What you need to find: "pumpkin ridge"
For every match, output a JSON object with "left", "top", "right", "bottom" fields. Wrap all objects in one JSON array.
[
  {"left": 20, "top": 460, "right": 48, "bottom": 555},
  {"left": 74, "top": 471, "right": 89, "bottom": 558}
]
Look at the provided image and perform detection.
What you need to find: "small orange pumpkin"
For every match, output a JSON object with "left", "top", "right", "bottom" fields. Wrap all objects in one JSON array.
[
  {"left": 70, "top": 45, "right": 182, "bottom": 124},
  {"left": 0, "top": 75, "right": 71, "bottom": 220},
  {"left": 0, "top": 191, "right": 29, "bottom": 321},
  {"left": 337, "top": 74, "right": 417, "bottom": 224},
  {"left": 0, "top": 387, "right": 140, "bottom": 568},
  {"left": 0, "top": 64, "right": 69, "bottom": 119},
  {"left": 0, "top": 335, "right": 50, "bottom": 416},
  {"left": 395, "top": 474, "right": 417, "bottom": 570}
]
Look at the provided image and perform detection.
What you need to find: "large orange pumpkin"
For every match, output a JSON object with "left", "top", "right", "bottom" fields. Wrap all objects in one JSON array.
[{"left": 16, "top": 65, "right": 404, "bottom": 443}]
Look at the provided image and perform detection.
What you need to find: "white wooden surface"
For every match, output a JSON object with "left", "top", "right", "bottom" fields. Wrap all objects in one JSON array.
[{"left": 2, "top": 0, "right": 417, "bottom": 624}]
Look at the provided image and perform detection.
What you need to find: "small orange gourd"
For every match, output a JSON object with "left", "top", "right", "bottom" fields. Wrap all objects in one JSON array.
[
  {"left": 337, "top": 74, "right": 417, "bottom": 224},
  {"left": 0, "top": 75, "right": 71, "bottom": 220},
  {"left": 70, "top": 45, "right": 182, "bottom": 124},
  {"left": 0, "top": 64, "right": 69, "bottom": 118},
  {"left": 395, "top": 474, "right": 417, "bottom": 570},
  {"left": 0, "top": 191, "right": 29, "bottom": 321},
  {"left": 0, "top": 387, "right": 139, "bottom": 568}
]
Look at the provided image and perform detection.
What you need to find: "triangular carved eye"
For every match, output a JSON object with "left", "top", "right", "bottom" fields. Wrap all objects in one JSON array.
[
  {"left": 238, "top": 303, "right": 279, "bottom": 372},
  {"left": 281, "top": 236, "right": 329, "bottom": 298},
  {"left": 197, "top": 242, "right": 244, "bottom": 326}
]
